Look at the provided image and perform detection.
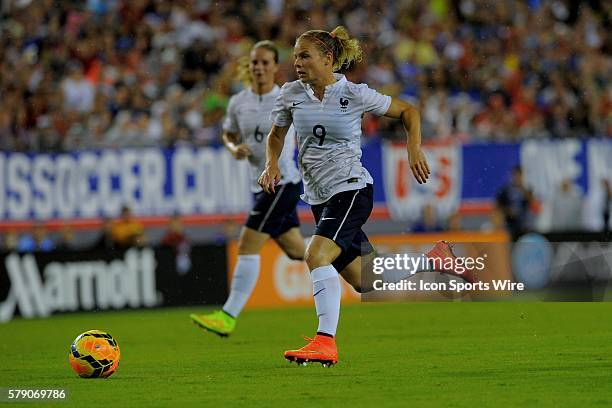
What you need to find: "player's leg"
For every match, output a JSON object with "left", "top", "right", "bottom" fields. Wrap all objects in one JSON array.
[
  {"left": 339, "top": 251, "right": 425, "bottom": 293},
  {"left": 190, "top": 227, "right": 268, "bottom": 336},
  {"left": 228, "top": 183, "right": 302, "bottom": 317},
  {"left": 222, "top": 226, "right": 269, "bottom": 317},
  {"left": 284, "top": 185, "right": 373, "bottom": 366},
  {"left": 191, "top": 187, "right": 287, "bottom": 336},
  {"left": 330, "top": 228, "right": 375, "bottom": 292},
  {"left": 284, "top": 234, "right": 341, "bottom": 366},
  {"left": 340, "top": 240, "right": 478, "bottom": 290},
  {"left": 334, "top": 239, "right": 478, "bottom": 286},
  {"left": 304, "top": 234, "right": 343, "bottom": 336},
  {"left": 274, "top": 227, "right": 305, "bottom": 260},
  {"left": 426, "top": 241, "right": 479, "bottom": 283},
  {"left": 337, "top": 249, "right": 376, "bottom": 293}
]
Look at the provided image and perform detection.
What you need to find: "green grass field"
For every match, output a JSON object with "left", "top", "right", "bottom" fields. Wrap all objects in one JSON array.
[{"left": 1, "top": 303, "right": 611, "bottom": 407}]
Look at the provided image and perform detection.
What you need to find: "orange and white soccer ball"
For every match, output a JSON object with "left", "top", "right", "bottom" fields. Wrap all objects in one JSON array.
[{"left": 69, "top": 330, "right": 121, "bottom": 378}]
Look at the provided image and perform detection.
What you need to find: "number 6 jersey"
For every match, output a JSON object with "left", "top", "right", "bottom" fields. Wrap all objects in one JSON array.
[
  {"left": 271, "top": 74, "right": 391, "bottom": 204},
  {"left": 223, "top": 85, "right": 301, "bottom": 193}
]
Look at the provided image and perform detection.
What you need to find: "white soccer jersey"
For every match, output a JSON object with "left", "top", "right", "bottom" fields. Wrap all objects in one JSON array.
[
  {"left": 270, "top": 74, "right": 391, "bottom": 204},
  {"left": 223, "top": 85, "right": 301, "bottom": 193}
]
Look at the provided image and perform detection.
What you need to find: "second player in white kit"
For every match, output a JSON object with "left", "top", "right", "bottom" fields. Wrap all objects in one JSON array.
[{"left": 190, "top": 41, "right": 306, "bottom": 337}]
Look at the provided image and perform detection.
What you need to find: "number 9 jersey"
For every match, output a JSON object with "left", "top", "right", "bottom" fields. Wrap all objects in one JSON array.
[
  {"left": 270, "top": 74, "right": 391, "bottom": 205},
  {"left": 223, "top": 85, "right": 301, "bottom": 193}
]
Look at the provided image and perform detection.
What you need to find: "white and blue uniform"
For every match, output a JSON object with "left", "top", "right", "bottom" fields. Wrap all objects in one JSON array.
[
  {"left": 223, "top": 85, "right": 301, "bottom": 193},
  {"left": 223, "top": 85, "right": 302, "bottom": 236},
  {"left": 270, "top": 73, "right": 390, "bottom": 204},
  {"left": 270, "top": 74, "right": 391, "bottom": 269}
]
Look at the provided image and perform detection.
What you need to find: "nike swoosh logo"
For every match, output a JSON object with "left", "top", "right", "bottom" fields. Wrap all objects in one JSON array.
[
  {"left": 313, "top": 288, "right": 326, "bottom": 297},
  {"left": 321, "top": 217, "right": 336, "bottom": 221},
  {"left": 250, "top": 211, "right": 261, "bottom": 215},
  {"left": 292, "top": 101, "right": 305, "bottom": 106}
]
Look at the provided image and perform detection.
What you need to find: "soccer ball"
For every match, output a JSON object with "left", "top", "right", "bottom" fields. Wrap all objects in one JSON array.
[{"left": 69, "top": 330, "right": 121, "bottom": 378}]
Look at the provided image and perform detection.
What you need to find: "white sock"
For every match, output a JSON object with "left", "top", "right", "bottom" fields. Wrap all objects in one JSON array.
[
  {"left": 222, "top": 254, "right": 260, "bottom": 318},
  {"left": 311, "top": 265, "right": 341, "bottom": 336},
  {"left": 382, "top": 252, "right": 429, "bottom": 283}
]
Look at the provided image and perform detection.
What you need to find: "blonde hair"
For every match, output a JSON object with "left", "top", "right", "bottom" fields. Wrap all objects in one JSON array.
[
  {"left": 236, "top": 40, "right": 279, "bottom": 85},
  {"left": 298, "top": 26, "right": 363, "bottom": 72}
]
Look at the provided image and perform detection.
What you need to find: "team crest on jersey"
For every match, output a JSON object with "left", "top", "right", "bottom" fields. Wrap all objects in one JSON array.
[{"left": 339, "top": 97, "right": 349, "bottom": 111}]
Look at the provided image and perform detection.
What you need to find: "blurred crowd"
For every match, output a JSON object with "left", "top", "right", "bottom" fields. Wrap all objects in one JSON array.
[
  {"left": 0, "top": 0, "right": 610, "bottom": 153},
  {"left": 408, "top": 169, "right": 612, "bottom": 238},
  {"left": 0, "top": 206, "right": 192, "bottom": 253}
]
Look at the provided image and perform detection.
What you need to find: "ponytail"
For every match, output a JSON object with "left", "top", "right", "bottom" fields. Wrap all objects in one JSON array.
[
  {"left": 236, "top": 55, "right": 252, "bottom": 86},
  {"left": 329, "top": 26, "right": 363, "bottom": 71},
  {"left": 299, "top": 26, "right": 363, "bottom": 72}
]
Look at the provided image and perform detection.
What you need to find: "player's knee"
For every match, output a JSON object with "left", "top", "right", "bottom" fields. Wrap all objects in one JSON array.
[
  {"left": 237, "top": 240, "right": 260, "bottom": 255},
  {"left": 304, "top": 250, "right": 331, "bottom": 270},
  {"left": 276, "top": 238, "right": 304, "bottom": 260},
  {"left": 237, "top": 243, "right": 253, "bottom": 255}
]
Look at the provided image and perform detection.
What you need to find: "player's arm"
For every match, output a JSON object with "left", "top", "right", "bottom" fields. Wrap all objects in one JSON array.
[
  {"left": 384, "top": 98, "right": 430, "bottom": 184},
  {"left": 222, "top": 131, "right": 251, "bottom": 160},
  {"left": 258, "top": 124, "right": 290, "bottom": 194}
]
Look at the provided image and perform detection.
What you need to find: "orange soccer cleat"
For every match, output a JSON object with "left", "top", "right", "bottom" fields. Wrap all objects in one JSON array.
[
  {"left": 284, "top": 334, "right": 338, "bottom": 367},
  {"left": 426, "top": 241, "right": 479, "bottom": 284}
]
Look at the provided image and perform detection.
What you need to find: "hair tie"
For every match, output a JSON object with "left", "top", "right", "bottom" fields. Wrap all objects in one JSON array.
[{"left": 309, "top": 34, "right": 334, "bottom": 58}]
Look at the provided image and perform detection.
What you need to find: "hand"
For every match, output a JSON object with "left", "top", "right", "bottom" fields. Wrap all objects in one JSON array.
[
  {"left": 231, "top": 144, "right": 251, "bottom": 160},
  {"left": 258, "top": 162, "right": 281, "bottom": 194},
  {"left": 408, "top": 146, "right": 430, "bottom": 184}
]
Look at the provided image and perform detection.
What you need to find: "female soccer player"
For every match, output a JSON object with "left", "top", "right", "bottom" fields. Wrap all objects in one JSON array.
[
  {"left": 190, "top": 41, "right": 304, "bottom": 336},
  {"left": 259, "top": 27, "right": 469, "bottom": 366}
]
